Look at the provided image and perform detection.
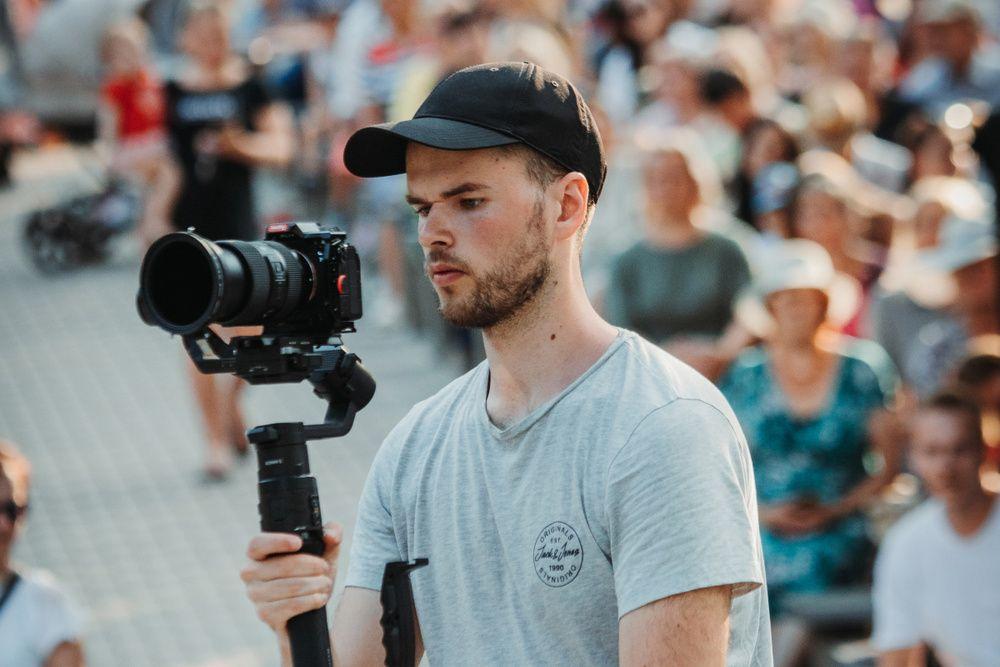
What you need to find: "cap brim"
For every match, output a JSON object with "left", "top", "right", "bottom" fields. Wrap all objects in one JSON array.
[{"left": 343, "top": 117, "right": 520, "bottom": 177}]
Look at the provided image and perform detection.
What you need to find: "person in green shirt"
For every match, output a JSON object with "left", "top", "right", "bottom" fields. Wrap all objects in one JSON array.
[{"left": 604, "top": 129, "right": 753, "bottom": 379}]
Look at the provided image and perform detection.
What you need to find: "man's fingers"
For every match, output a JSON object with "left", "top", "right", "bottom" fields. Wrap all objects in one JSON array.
[
  {"left": 255, "top": 593, "right": 331, "bottom": 630},
  {"left": 240, "top": 553, "right": 330, "bottom": 584},
  {"left": 246, "top": 575, "right": 333, "bottom": 604},
  {"left": 247, "top": 532, "right": 303, "bottom": 561},
  {"left": 322, "top": 522, "right": 343, "bottom": 561}
]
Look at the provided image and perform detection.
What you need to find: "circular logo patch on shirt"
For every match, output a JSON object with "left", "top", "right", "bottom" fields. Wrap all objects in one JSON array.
[{"left": 533, "top": 521, "right": 584, "bottom": 587}]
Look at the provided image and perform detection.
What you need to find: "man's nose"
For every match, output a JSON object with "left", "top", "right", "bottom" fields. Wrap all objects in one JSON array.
[{"left": 417, "top": 208, "right": 453, "bottom": 249}]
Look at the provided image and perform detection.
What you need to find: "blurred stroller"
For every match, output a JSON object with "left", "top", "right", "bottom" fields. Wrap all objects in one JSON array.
[{"left": 22, "top": 177, "right": 140, "bottom": 273}]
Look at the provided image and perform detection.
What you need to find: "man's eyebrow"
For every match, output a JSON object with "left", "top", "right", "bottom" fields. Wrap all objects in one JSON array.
[{"left": 405, "top": 182, "right": 490, "bottom": 205}]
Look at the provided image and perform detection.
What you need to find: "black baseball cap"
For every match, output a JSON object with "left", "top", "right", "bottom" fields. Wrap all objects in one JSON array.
[{"left": 343, "top": 62, "right": 606, "bottom": 202}]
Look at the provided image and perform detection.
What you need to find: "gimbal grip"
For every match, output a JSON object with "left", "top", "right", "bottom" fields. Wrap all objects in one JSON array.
[
  {"left": 288, "top": 606, "right": 332, "bottom": 667},
  {"left": 285, "top": 530, "right": 332, "bottom": 667}
]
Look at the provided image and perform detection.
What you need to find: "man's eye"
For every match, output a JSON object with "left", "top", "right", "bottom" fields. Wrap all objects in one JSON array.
[
  {"left": 414, "top": 205, "right": 431, "bottom": 217},
  {"left": 459, "top": 198, "right": 484, "bottom": 210}
]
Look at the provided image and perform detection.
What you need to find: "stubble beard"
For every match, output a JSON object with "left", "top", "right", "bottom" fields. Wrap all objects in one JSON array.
[{"left": 433, "top": 201, "right": 551, "bottom": 330}]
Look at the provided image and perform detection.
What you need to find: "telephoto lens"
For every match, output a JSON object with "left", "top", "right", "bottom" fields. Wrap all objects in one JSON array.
[{"left": 138, "top": 231, "right": 309, "bottom": 335}]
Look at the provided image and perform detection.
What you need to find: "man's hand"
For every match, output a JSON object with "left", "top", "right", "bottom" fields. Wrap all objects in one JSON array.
[
  {"left": 761, "top": 501, "right": 835, "bottom": 535},
  {"left": 620, "top": 585, "right": 733, "bottom": 665},
  {"left": 240, "top": 522, "right": 342, "bottom": 638}
]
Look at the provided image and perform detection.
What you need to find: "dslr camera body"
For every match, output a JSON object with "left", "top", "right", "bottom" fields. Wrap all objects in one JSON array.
[{"left": 138, "top": 221, "right": 362, "bottom": 341}]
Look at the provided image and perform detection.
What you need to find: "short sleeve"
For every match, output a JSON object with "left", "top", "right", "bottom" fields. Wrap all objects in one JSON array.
[
  {"left": 31, "top": 576, "right": 84, "bottom": 658},
  {"left": 606, "top": 398, "right": 764, "bottom": 618},
  {"left": 724, "top": 238, "right": 752, "bottom": 300},
  {"left": 871, "top": 527, "right": 922, "bottom": 652},
  {"left": 344, "top": 437, "right": 403, "bottom": 591}
]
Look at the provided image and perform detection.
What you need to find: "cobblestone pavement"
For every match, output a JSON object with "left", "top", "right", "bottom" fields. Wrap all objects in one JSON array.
[{"left": 0, "top": 149, "right": 458, "bottom": 666}]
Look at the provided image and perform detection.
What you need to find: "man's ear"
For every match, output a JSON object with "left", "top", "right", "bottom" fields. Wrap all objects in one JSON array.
[{"left": 552, "top": 172, "right": 589, "bottom": 242}]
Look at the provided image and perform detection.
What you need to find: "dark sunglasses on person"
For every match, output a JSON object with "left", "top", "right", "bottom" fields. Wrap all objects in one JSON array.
[{"left": 1, "top": 499, "right": 25, "bottom": 523}]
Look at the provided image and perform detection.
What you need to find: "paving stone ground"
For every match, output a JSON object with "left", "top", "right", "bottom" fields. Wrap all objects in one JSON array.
[{"left": 0, "top": 148, "right": 459, "bottom": 666}]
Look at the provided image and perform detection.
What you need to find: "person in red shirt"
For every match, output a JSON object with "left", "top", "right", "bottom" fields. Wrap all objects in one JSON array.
[{"left": 98, "top": 17, "right": 179, "bottom": 248}]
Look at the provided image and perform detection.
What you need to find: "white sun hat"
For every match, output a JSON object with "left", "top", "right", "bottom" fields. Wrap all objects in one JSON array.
[
  {"left": 736, "top": 239, "right": 862, "bottom": 337},
  {"left": 918, "top": 214, "right": 998, "bottom": 273}
]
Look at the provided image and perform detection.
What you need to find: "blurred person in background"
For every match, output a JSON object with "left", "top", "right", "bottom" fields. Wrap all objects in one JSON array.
[
  {"left": 872, "top": 393, "right": 1000, "bottom": 667},
  {"left": 632, "top": 47, "right": 705, "bottom": 131},
  {"left": 701, "top": 67, "right": 757, "bottom": 136},
  {"left": 604, "top": 128, "right": 753, "bottom": 379},
  {"left": 0, "top": 440, "right": 84, "bottom": 667},
  {"left": 594, "top": 0, "right": 677, "bottom": 128},
  {"left": 904, "top": 214, "right": 1000, "bottom": 399},
  {"left": 789, "top": 172, "right": 867, "bottom": 283},
  {"left": 897, "top": 0, "right": 1000, "bottom": 119},
  {"left": 802, "top": 77, "right": 912, "bottom": 194},
  {"left": 98, "top": 17, "right": 179, "bottom": 249},
  {"left": 870, "top": 176, "right": 988, "bottom": 396},
  {"left": 165, "top": 0, "right": 293, "bottom": 479},
  {"left": 748, "top": 161, "right": 799, "bottom": 238},
  {"left": 956, "top": 353, "right": 1000, "bottom": 469},
  {"left": 733, "top": 117, "right": 799, "bottom": 228},
  {"left": 720, "top": 240, "right": 902, "bottom": 617},
  {"left": 0, "top": 0, "right": 39, "bottom": 187}
]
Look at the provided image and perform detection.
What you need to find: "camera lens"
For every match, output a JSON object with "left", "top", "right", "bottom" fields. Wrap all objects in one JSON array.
[{"left": 138, "top": 231, "right": 308, "bottom": 335}]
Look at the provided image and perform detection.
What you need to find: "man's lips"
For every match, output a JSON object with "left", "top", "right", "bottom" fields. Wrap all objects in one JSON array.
[{"left": 427, "top": 263, "right": 467, "bottom": 286}]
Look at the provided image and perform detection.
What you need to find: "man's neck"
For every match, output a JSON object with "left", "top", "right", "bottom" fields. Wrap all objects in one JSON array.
[
  {"left": 481, "top": 272, "right": 618, "bottom": 429},
  {"left": 946, "top": 488, "right": 996, "bottom": 538}
]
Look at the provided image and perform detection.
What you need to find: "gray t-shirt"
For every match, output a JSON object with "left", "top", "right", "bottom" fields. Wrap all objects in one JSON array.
[{"left": 346, "top": 331, "right": 772, "bottom": 665}]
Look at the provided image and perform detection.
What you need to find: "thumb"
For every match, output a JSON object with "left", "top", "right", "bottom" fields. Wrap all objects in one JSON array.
[{"left": 322, "top": 521, "right": 343, "bottom": 561}]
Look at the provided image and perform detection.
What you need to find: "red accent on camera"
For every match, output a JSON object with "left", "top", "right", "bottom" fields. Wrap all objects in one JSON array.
[
  {"left": 337, "top": 275, "right": 347, "bottom": 294},
  {"left": 266, "top": 223, "right": 290, "bottom": 234}
]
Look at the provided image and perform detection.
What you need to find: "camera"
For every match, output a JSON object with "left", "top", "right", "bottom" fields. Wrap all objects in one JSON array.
[{"left": 137, "top": 221, "right": 362, "bottom": 337}]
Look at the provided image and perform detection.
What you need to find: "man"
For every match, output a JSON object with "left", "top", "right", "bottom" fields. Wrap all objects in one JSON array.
[
  {"left": 898, "top": 0, "right": 1000, "bottom": 115},
  {"left": 872, "top": 394, "right": 1000, "bottom": 666},
  {"left": 0, "top": 441, "right": 85, "bottom": 666},
  {"left": 240, "top": 62, "right": 772, "bottom": 665}
]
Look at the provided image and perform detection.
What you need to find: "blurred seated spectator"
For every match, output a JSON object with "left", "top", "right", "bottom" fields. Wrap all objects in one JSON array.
[
  {"left": 749, "top": 161, "right": 799, "bottom": 238},
  {"left": 957, "top": 353, "right": 1000, "bottom": 469},
  {"left": 897, "top": 0, "right": 1000, "bottom": 119},
  {"left": 803, "top": 77, "right": 912, "bottom": 193},
  {"left": 904, "top": 214, "right": 1000, "bottom": 399},
  {"left": 872, "top": 393, "right": 1000, "bottom": 666},
  {"left": 0, "top": 440, "right": 84, "bottom": 667},
  {"left": 97, "top": 17, "right": 179, "bottom": 249},
  {"left": 701, "top": 67, "right": 757, "bottom": 136},
  {"left": 720, "top": 240, "right": 901, "bottom": 616},
  {"left": 734, "top": 118, "right": 800, "bottom": 229},
  {"left": 603, "top": 128, "right": 753, "bottom": 379},
  {"left": 871, "top": 177, "right": 988, "bottom": 396},
  {"left": 594, "top": 0, "right": 676, "bottom": 128}
]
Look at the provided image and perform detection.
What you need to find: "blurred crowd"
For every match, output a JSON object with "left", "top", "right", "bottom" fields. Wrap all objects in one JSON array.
[{"left": 2, "top": 0, "right": 1000, "bottom": 665}]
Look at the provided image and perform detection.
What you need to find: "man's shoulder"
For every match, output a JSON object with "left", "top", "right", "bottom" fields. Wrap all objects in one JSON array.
[
  {"left": 614, "top": 331, "right": 741, "bottom": 424},
  {"left": 382, "top": 362, "right": 485, "bottom": 445},
  {"left": 882, "top": 500, "right": 946, "bottom": 555}
]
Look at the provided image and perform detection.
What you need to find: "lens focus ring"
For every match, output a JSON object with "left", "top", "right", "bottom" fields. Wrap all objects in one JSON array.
[
  {"left": 265, "top": 241, "right": 304, "bottom": 321},
  {"left": 219, "top": 241, "right": 270, "bottom": 325}
]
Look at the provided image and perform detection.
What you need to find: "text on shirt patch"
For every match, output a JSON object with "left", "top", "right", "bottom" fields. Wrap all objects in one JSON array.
[{"left": 534, "top": 521, "right": 584, "bottom": 587}]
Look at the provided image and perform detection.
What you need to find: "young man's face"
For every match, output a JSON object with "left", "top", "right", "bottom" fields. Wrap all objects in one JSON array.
[
  {"left": 910, "top": 408, "right": 983, "bottom": 505},
  {"left": 405, "top": 144, "right": 554, "bottom": 329},
  {"left": 0, "top": 476, "right": 22, "bottom": 568}
]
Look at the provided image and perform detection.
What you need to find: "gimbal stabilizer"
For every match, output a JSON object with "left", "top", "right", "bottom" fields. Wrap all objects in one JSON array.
[{"left": 185, "top": 328, "right": 374, "bottom": 667}]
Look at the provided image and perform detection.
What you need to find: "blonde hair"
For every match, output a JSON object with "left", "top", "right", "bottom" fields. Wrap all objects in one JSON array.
[
  {"left": 633, "top": 126, "right": 723, "bottom": 207},
  {"left": 0, "top": 440, "right": 31, "bottom": 507}
]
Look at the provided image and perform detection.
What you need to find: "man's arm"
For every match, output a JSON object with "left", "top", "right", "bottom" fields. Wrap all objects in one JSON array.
[
  {"left": 619, "top": 585, "right": 732, "bottom": 666},
  {"left": 878, "top": 645, "right": 925, "bottom": 667},
  {"left": 44, "top": 640, "right": 85, "bottom": 667}
]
